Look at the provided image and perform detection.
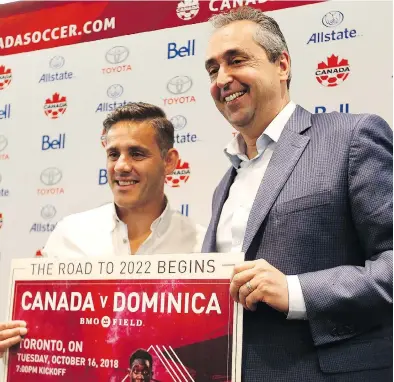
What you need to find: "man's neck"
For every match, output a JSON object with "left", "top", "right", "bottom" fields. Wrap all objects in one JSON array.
[
  {"left": 116, "top": 197, "right": 166, "bottom": 240},
  {"left": 240, "top": 97, "right": 290, "bottom": 159}
]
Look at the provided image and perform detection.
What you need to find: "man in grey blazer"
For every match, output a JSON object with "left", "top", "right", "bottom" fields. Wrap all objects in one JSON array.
[{"left": 203, "top": 6, "right": 392, "bottom": 381}]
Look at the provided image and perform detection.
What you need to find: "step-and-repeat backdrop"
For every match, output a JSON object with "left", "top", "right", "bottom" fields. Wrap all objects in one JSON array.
[{"left": 0, "top": 0, "right": 392, "bottom": 320}]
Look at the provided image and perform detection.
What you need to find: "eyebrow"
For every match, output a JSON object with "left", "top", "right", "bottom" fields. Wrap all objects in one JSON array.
[
  {"left": 105, "top": 144, "right": 149, "bottom": 153},
  {"left": 205, "top": 48, "right": 247, "bottom": 70}
]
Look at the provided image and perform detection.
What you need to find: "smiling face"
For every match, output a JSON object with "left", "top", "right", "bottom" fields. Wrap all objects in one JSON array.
[
  {"left": 105, "top": 121, "right": 178, "bottom": 213},
  {"left": 205, "top": 20, "right": 290, "bottom": 133}
]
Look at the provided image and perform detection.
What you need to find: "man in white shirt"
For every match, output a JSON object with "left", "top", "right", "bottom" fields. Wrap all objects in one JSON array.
[
  {"left": 202, "top": 6, "right": 392, "bottom": 381},
  {"left": 0, "top": 102, "right": 205, "bottom": 362}
]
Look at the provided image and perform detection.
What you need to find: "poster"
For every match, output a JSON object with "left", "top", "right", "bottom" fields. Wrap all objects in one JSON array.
[{"left": 2, "top": 254, "right": 243, "bottom": 382}]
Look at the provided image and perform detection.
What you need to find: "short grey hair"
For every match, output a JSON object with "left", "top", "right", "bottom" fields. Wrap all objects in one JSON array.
[{"left": 209, "top": 6, "right": 291, "bottom": 89}]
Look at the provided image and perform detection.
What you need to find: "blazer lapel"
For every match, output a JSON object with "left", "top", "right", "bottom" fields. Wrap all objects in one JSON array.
[
  {"left": 202, "top": 166, "right": 236, "bottom": 252},
  {"left": 242, "top": 106, "right": 312, "bottom": 254}
]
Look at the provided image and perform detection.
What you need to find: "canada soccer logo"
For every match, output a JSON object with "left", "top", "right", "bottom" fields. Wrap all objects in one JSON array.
[
  {"left": 0, "top": 65, "right": 12, "bottom": 90},
  {"left": 165, "top": 159, "right": 191, "bottom": 188},
  {"left": 0, "top": 213, "right": 3, "bottom": 229},
  {"left": 44, "top": 93, "right": 68, "bottom": 119},
  {"left": 315, "top": 54, "right": 350, "bottom": 87},
  {"left": 35, "top": 248, "right": 43, "bottom": 257},
  {"left": 176, "top": 0, "right": 199, "bottom": 21}
]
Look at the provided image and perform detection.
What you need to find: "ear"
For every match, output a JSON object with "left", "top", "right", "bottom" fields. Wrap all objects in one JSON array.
[
  {"left": 278, "top": 51, "right": 290, "bottom": 83},
  {"left": 164, "top": 148, "right": 179, "bottom": 176}
]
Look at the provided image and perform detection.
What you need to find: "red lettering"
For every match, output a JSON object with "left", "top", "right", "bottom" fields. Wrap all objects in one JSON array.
[
  {"left": 163, "top": 96, "right": 196, "bottom": 106},
  {"left": 37, "top": 188, "right": 65, "bottom": 195},
  {"left": 102, "top": 65, "right": 132, "bottom": 74}
]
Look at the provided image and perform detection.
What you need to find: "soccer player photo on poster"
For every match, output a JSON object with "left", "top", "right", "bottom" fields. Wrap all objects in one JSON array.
[{"left": 3, "top": 254, "right": 243, "bottom": 382}]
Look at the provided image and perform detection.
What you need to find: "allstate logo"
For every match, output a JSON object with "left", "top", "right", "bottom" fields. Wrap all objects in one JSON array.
[
  {"left": 107, "top": 84, "right": 124, "bottom": 99},
  {"left": 49, "top": 56, "right": 65, "bottom": 69},
  {"left": 105, "top": 46, "right": 129, "bottom": 64},
  {"left": 167, "top": 76, "right": 193, "bottom": 95},
  {"left": 170, "top": 115, "right": 187, "bottom": 131},
  {"left": 40, "top": 167, "right": 62, "bottom": 186},
  {"left": 322, "top": 11, "right": 344, "bottom": 28},
  {"left": 0, "top": 135, "right": 8, "bottom": 152},
  {"left": 41, "top": 205, "right": 57, "bottom": 219}
]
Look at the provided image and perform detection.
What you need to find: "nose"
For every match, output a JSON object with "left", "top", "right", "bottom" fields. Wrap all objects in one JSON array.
[
  {"left": 114, "top": 154, "right": 132, "bottom": 173},
  {"left": 216, "top": 66, "right": 233, "bottom": 89}
]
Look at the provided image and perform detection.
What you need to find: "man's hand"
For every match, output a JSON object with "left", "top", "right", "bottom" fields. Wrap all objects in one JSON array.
[
  {"left": 0, "top": 321, "right": 27, "bottom": 358},
  {"left": 230, "top": 259, "right": 289, "bottom": 313}
]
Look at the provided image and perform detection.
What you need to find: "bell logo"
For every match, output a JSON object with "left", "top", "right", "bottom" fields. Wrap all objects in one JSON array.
[
  {"left": 0, "top": 66, "right": 12, "bottom": 90},
  {"left": 44, "top": 93, "right": 67, "bottom": 119},
  {"left": 315, "top": 55, "right": 350, "bottom": 87},
  {"left": 165, "top": 159, "right": 191, "bottom": 188}
]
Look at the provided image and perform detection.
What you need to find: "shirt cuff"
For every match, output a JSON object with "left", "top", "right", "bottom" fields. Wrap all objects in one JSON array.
[{"left": 286, "top": 275, "right": 307, "bottom": 320}]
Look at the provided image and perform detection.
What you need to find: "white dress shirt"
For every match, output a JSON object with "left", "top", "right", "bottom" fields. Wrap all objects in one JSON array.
[
  {"left": 43, "top": 201, "right": 206, "bottom": 258},
  {"left": 0, "top": 202, "right": 205, "bottom": 376},
  {"left": 216, "top": 101, "right": 307, "bottom": 320}
]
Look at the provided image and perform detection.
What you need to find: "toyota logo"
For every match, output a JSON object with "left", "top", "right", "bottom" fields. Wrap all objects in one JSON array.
[
  {"left": 105, "top": 46, "right": 129, "bottom": 64},
  {"left": 40, "top": 167, "right": 62, "bottom": 186},
  {"left": 167, "top": 76, "right": 193, "bottom": 94},
  {"left": 41, "top": 205, "right": 57, "bottom": 219},
  {"left": 170, "top": 115, "right": 187, "bottom": 131},
  {"left": 107, "top": 84, "right": 124, "bottom": 99},
  {"left": 0, "top": 135, "right": 8, "bottom": 152},
  {"left": 322, "top": 11, "right": 344, "bottom": 28},
  {"left": 49, "top": 56, "right": 65, "bottom": 69}
]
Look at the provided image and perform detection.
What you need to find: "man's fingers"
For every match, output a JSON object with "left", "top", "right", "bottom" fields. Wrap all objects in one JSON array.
[
  {"left": 230, "top": 268, "right": 258, "bottom": 301},
  {"left": 245, "top": 288, "right": 261, "bottom": 311},
  {"left": 0, "top": 335, "right": 24, "bottom": 353},
  {"left": 232, "top": 261, "right": 257, "bottom": 277},
  {"left": 238, "top": 282, "right": 254, "bottom": 309},
  {"left": 0, "top": 321, "right": 27, "bottom": 331},
  {"left": 0, "top": 327, "right": 27, "bottom": 342}
]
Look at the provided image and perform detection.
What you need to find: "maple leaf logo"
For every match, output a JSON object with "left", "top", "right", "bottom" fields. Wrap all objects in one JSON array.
[
  {"left": 0, "top": 213, "right": 3, "bottom": 229},
  {"left": 0, "top": 65, "right": 12, "bottom": 90},
  {"left": 165, "top": 159, "right": 191, "bottom": 188},
  {"left": 46, "top": 92, "right": 67, "bottom": 104},
  {"left": 0, "top": 65, "right": 11, "bottom": 75},
  {"left": 44, "top": 93, "right": 68, "bottom": 119},
  {"left": 315, "top": 54, "right": 350, "bottom": 88},
  {"left": 317, "top": 54, "right": 349, "bottom": 69}
]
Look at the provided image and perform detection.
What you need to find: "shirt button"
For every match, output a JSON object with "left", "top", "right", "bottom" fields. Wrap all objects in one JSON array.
[{"left": 123, "top": 238, "right": 128, "bottom": 244}]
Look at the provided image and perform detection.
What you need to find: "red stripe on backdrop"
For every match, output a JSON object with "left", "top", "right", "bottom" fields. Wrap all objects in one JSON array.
[{"left": 0, "top": 0, "right": 325, "bottom": 56}]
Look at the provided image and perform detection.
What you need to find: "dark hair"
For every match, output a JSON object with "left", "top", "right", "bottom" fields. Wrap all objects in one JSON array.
[
  {"left": 129, "top": 348, "right": 153, "bottom": 368},
  {"left": 103, "top": 102, "right": 174, "bottom": 156}
]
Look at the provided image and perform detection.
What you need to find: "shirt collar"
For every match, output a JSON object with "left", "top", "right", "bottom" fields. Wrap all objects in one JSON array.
[
  {"left": 224, "top": 101, "right": 297, "bottom": 168},
  {"left": 111, "top": 197, "right": 172, "bottom": 237}
]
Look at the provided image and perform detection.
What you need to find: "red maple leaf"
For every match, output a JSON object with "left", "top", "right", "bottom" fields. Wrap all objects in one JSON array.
[
  {"left": 0, "top": 65, "right": 11, "bottom": 75},
  {"left": 318, "top": 54, "right": 349, "bottom": 69},
  {"left": 46, "top": 92, "right": 66, "bottom": 104},
  {"left": 176, "top": 159, "right": 190, "bottom": 170}
]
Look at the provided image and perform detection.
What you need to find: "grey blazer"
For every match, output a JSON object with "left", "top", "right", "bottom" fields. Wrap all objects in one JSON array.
[{"left": 203, "top": 106, "right": 393, "bottom": 381}]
